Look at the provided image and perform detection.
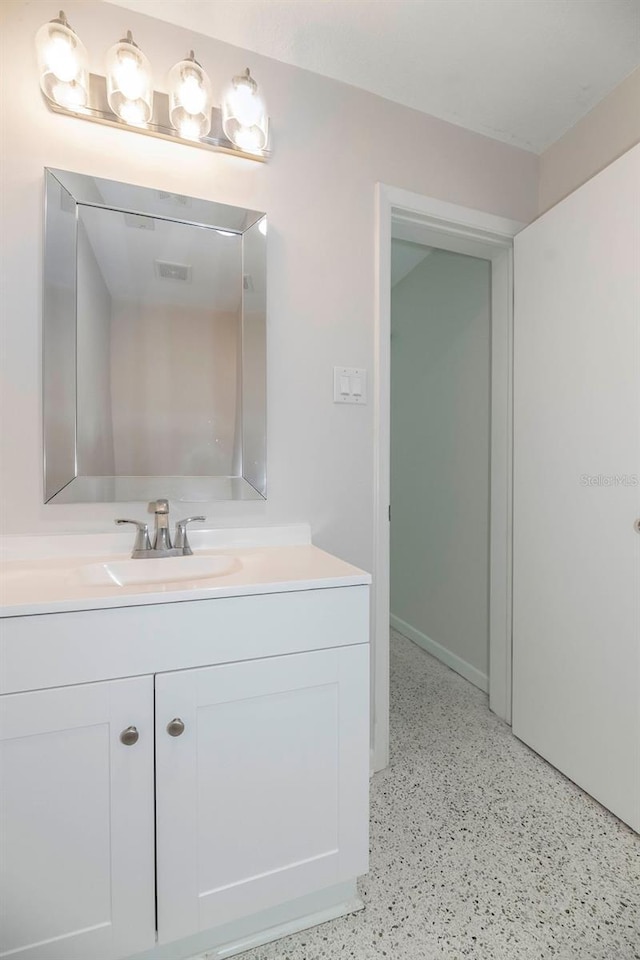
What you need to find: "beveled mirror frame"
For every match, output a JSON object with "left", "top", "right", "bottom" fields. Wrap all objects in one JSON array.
[{"left": 43, "top": 168, "right": 267, "bottom": 504}]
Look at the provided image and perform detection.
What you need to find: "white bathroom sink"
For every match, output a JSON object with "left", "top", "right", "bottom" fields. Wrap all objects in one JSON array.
[{"left": 80, "top": 554, "right": 240, "bottom": 587}]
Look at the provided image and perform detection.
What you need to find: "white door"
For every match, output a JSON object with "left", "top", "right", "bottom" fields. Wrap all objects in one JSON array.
[
  {"left": 155, "top": 646, "right": 369, "bottom": 944},
  {"left": 0, "top": 677, "right": 156, "bottom": 960},
  {"left": 512, "top": 143, "right": 640, "bottom": 832}
]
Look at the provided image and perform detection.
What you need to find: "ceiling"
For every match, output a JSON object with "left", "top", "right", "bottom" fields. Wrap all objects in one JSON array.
[
  {"left": 391, "top": 240, "right": 432, "bottom": 289},
  {"left": 106, "top": 0, "right": 640, "bottom": 152}
]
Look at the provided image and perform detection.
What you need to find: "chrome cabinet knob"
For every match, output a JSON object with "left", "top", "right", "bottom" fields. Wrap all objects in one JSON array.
[
  {"left": 120, "top": 725, "right": 139, "bottom": 746},
  {"left": 635, "top": 519, "right": 640, "bottom": 534},
  {"left": 167, "top": 717, "right": 185, "bottom": 737}
]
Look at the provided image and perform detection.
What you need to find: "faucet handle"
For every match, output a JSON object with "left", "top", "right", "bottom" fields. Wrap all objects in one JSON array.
[
  {"left": 153, "top": 499, "right": 170, "bottom": 514},
  {"left": 174, "top": 517, "right": 205, "bottom": 556},
  {"left": 115, "top": 519, "right": 152, "bottom": 555}
]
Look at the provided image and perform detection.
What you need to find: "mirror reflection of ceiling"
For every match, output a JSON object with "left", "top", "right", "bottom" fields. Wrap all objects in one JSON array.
[
  {"left": 95, "top": 179, "right": 254, "bottom": 230},
  {"left": 59, "top": 169, "right": 262, "bottom": 231},
  {"left": 79, "top": 204, "right": 243, "bottom": 311}
]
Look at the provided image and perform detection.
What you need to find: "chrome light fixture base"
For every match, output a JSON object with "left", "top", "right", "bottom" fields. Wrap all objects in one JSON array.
[{"left": 42, "top": 72, "right": 270, "bottom": 162}]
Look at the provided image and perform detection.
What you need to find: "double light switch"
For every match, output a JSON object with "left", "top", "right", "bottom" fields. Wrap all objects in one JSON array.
[{"left": 333, "top": 367, "right": 367, "bottom": 404}]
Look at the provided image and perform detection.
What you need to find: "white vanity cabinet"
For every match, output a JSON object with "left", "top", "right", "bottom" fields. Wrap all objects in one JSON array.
[
  {"left": 0, "top": 677, "right": 156, "bottom": 960},
  {"left": 155, "top": 646, "right": 369, "bottom": 945},
  {"left": 0, "top": 579, "right": 370, "bottom": 960}
]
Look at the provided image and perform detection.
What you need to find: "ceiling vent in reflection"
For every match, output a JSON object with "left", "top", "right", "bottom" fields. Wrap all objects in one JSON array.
[
  {"left": 124, "top": 212, "right": 155, "bottom": 230},
  {"left": 155, "top": 259, "right": 192, "bottom": 282},
  {"left": 157, "top": 190, "right": 191, "bottom": 207}
]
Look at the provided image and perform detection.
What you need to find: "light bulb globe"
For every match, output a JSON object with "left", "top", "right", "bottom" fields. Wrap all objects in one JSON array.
[
  {"left": 168, "top": 52, "right": 212, "bottom": 140},
  {"left": 106, "top": 31, "right": 153, "bottom": 125},
  {"left": 222, "top": 69, "right": 268, "bottom": 154},
  {"left": 36, "top": 12, "right": 89, "bottom": 108}
]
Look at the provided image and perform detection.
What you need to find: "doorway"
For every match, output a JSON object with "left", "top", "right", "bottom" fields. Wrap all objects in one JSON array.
[
  {"left": 372, "top": 186, "right": 524, "bottom": 772},
  {"left": 390, "top": 243, "right": 491, "bottom": 691}
]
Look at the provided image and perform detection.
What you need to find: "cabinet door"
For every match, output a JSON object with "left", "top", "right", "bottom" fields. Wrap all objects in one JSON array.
[
  {"left": 155, "top": 645, "right": 369, "bottom": 944},
  {"left": 0, "top": 677, "right": 156, "bottom": 960},
  {"left": 513, "top": 143, "right": 640, "bottom": 831}
]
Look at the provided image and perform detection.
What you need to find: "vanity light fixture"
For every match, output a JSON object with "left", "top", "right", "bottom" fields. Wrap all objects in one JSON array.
[
  {"left": 106, "top": 30, "right": 153, "bottom": 126},
  {"left": 36, "top": 10, "right": 89, "bottom": 109},
  {"left": 35, "top": 11, "right": 270, "bottom": 161}
]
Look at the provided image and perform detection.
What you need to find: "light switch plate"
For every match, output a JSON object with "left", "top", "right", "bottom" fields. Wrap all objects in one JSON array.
[{"left": 333, "top": 367, "right": 367, "bottom": 404}]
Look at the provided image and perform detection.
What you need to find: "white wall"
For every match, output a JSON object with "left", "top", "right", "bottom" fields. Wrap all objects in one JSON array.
[
  {"left": 0, "top": 0, "right": 537, "bottom": 575},
  {"left": 110, "top": 302, "right": 239, "bottom": 477},
  {"left": 390, "top": 248, "right": 491, "bottom": 687},
  {"left": 539, "top": 66, "right": 640, "bottom": 213}
]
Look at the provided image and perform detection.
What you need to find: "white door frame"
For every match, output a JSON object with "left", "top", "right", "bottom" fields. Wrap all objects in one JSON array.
[{"left": 372, "top": 184, "right": 525, "bottom": 772}]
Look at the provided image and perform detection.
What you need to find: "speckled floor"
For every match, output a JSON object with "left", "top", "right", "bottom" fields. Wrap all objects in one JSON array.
[{"left": 241, "top": 631, "right": 640, "bottom": 960}]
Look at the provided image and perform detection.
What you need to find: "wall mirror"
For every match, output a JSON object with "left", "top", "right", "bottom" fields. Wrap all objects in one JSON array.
[{"left": 43, "top": 168, "right": 266, "bottom": 503}]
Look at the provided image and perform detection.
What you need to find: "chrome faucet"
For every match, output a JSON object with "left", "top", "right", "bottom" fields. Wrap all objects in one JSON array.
[
  {"left": 152, "top": 498, "right": 173, "bottom": 553},
  {"left": 116, "top": 500, "right": 205, "bottom": 559}
]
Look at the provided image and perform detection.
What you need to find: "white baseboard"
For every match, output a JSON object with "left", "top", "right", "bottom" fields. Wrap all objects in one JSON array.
[
  {"left": 127, "top": 882, "right": 361, "bottom": 960},
  {"left": 207, "top": 894, "right": 364, "bottom": 958},
  {"left": 390, "top": 614, "right": 489, "bottom": 693}
]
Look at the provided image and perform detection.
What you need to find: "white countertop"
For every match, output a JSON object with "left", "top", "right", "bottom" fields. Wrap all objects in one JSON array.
[{"left": 0, "top": 526, "right": 371, "bottom": 618}]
